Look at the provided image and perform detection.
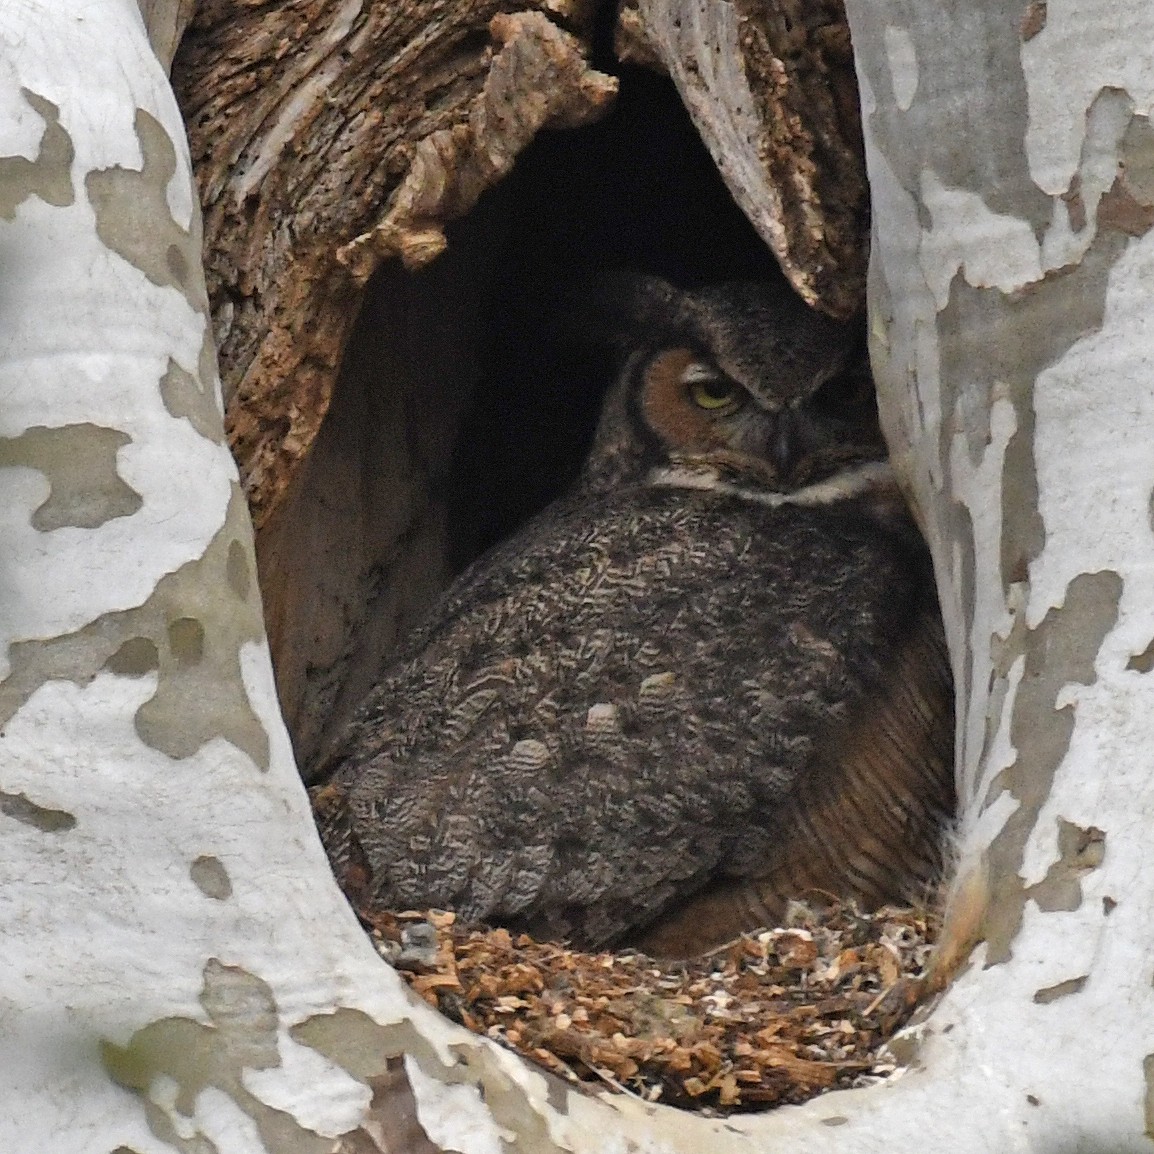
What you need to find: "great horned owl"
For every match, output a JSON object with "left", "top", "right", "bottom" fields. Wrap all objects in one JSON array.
[{"left": 312, "top": 274, "right": 954, "bottom": 958}]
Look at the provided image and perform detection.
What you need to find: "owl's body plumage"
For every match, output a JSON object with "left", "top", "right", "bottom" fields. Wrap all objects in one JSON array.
[{"left": 314, "top": 276, "right": 954, "bottom": 956}]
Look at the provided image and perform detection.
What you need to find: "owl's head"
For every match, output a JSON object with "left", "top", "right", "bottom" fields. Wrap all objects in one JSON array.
[{"left": 576, "top": 275, "right": 885, "bottom": 495}]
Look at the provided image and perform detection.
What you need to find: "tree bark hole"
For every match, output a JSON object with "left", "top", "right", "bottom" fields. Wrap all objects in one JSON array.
[{"left": 273, "top": 65, "right": 793, "bottom": 773}]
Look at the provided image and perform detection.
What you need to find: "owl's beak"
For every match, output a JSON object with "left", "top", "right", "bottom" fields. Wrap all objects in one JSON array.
[{"left": 771, "top": 412, "right": 798, "bottom": 477}]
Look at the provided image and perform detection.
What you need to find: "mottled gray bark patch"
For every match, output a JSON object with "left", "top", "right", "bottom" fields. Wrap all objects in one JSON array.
[
  {"left": 1062, "top": 173, "right": 1086, "bottom": 231},
  {"left": 1098, "top": 179, "right": 1154, "bottom": 235},
  {"left": 1121, "top": 114, "right": 1154, "bottom": 202},
  {"left": 350, "top": 1055, "right": 447, "bottom": 1154},
  {"left": 940, "top": 230, "right": 1125, "bottom": 602},
  {"left": 85, "top": 109, "right": 208, "bottom": 312},
  {"left": 940, "top": 494, "right": 977, "bottom": 712},
  {"left": 0, "top": 789, "right": 76, "bottom": 832},
  {"left": 981, "top": 570, "right": 1122, "bottom": 964},
  {"left": 851, "top": 0, "right": 1058, "bottom": 753},
  {"left": 226, "top": 540, "right": 251, "bottom": 601},
  {"left": 168, "top": 617, "right": 205, "bottom": 664},
  {"left": 0, "top": 425, "right": 142, "bottom": 531},
  {"left": 294, "top": 1008, "right": 572, "bottom": 1154},
  {"left": 0, "top": 90, "right": 74, "bottom": 219},
  {"left": 851, "top": 0, "right": 1051, "bottom": 230},
  {"left": 1127, "top": 637, "right": 1154, "bottom": 673},
  {"left": 1032, "top": 975, "right": 1087, "bottom": 1004},
  {"left": 1029, "top": 819, "right": 1105, "bottom": 912},
  {"left": 189, "top": 854, "right": 232, "bottom": 900},
  {"left": 1092, "top": 108, "right": 1154, "bottom": 236},
  {"left": 883, "top": 1031, "right": 921, "bottom": 1070},
  {"left": 104, "top": 959, "right": 332, "bottom": 1154},
  {"left": 1145, "top": 1054, "right": 1154, "bottom": 1140},
  {"left": 105, "top": 637, "right": 160, "bottom": 677},
  {"left": 159, "top": 356, "right": 225, "bottom": 445},
  {"left": 1, "top": 486, "right": 269, "bottom": 770}
]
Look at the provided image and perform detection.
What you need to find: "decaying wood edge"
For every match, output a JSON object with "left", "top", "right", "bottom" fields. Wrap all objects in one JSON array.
[
  {"left": 137, "top": 0, "right": 199, "bottom": 72},
  {"left": 173, "top": 2, "right": 615, "bottom": 532},
  {"left": 627, "top": 0, "right": 868, "bottom": 318}
]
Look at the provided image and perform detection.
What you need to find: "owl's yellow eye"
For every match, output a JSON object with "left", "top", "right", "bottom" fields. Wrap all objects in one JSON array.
[{"left": 685, "top": 369, "right": 741, "bottom": 411}]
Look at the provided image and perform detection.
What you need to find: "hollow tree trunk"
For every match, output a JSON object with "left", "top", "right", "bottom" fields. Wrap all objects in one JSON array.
[
  {"left": 5, "top": 0, "right": 1154, "bottom": 1151},
  {"left": 170, "top": 0, "right": 872, "bottom": 772},
  {"left": 843, "top": 1, "right": 1154, "bottom": 1146}
]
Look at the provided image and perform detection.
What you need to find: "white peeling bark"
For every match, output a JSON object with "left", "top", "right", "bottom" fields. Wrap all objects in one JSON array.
[
  {"left": 843, "top": 0, "right": 1154, "bottom": 1148},
  {"left": 11, "top": 1, "right": 1154, "bottom": 1152},
  {"left": 0, "top": 5, "right": 515, "bottom": 1152}
]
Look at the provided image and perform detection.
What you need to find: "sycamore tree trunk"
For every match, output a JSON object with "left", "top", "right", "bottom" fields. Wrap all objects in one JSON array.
[{"left": 5, "top": 0, "right": 1154, "bottom": 1152}]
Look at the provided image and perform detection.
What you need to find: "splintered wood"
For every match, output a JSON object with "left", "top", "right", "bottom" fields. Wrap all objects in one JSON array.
[{"left": 365, "top": 901, "right": 938, "bottom": 1112}]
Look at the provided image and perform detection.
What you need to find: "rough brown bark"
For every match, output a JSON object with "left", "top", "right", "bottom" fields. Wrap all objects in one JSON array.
[
  {"left": 622, "top": 0, "right": 867, "bottom": 317},
  {"left": 172, "top": 0, "right": 613, "bottom": 533}
]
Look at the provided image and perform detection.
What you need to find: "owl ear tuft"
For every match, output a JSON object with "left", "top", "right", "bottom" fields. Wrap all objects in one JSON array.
[{"left": 528, "top": 267, "right": 687, "bottom": 351}]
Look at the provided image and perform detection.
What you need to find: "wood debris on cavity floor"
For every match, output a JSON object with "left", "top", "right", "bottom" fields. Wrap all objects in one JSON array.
[{"left": 362, "top": 899, "right": 940, "bottom": 1112}]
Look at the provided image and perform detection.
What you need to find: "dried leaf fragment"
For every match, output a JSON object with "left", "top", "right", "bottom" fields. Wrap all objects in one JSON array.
[{"left": 366, "top": 900, "right": 939, "bottom": 1112}]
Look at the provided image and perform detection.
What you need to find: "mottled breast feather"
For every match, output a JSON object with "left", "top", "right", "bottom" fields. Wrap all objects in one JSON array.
[{"left": 314, "top": 478, "right": 952, "bottom": 954}]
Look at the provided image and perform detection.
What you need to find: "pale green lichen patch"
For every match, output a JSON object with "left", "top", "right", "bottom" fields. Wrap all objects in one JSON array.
[
  {"left": 85, "top": 109, "right": 207, "bottom": 309},
  {"left": 1032, "top": 975, "right": 1088, "bottom": 1004},
  {"left": 1029, "top": 819, "right": 1105, "bottom": 912},
  {"left": 160, "top": 354, "right": 225, "bottom": 446},
  {"left": 104, "top": 959, "right": 331, "bottom": 1154},
  {"left": 294, "top": 1008, "right": 565, "bottom": 1154},
  {"left": 981, "top": 570, "right": 1121, "bottom": 964},
  {"left": 189, "top": 855, "right": 232, "bottom": 900},
  {"left": 0, "top": 425, "right": 142, "bottom": 531},
  {"left": 0, "top": 90, "right": 74, "bottom": 219},
  {"left": 0, "top": 485, "right": 269, "bottom": 770},
  {"left": 0, "top": 788, "right": 77, "bottom": 832}
]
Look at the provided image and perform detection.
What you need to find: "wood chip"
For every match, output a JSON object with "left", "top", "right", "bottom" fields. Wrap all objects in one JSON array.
[{"left": 359, "top": 900, "right": 938, "bottom": 1113}]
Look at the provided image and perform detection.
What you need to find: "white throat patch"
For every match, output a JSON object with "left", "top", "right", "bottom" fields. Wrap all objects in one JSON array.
[{"left": 647, "top": 459, "right": 896, "bottom": 507}]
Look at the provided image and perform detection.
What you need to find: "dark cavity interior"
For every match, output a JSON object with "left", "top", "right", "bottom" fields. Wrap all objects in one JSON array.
[{"left": 267, "top": 64, "right": 790, "bottom": 777}]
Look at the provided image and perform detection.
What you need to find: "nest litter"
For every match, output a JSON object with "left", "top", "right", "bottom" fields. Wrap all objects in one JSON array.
[{"left": 363, "top": 899, "right": 939, "bottom": 1112}]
